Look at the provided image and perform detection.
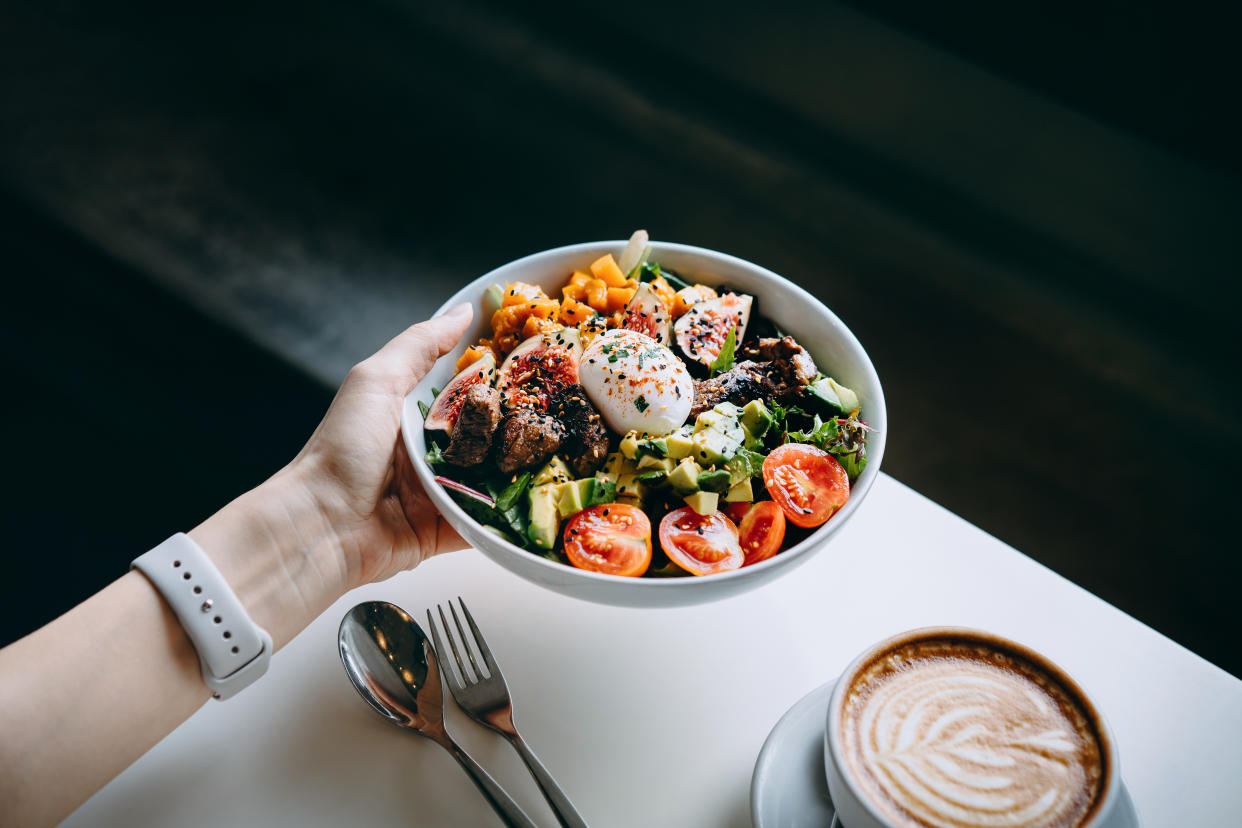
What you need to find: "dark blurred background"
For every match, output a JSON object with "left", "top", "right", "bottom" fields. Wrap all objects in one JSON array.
[{"left": 2, "top": 1, "right": 1239, "bottom": 675}]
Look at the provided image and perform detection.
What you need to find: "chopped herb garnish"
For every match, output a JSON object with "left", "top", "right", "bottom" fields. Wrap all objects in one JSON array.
[{"left": 634, "top": 395, "right": 649, "bottom": 412}]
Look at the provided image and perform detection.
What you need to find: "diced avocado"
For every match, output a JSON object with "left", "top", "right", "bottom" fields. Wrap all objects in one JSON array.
[
  {"left": 636, "top": 454, "right": 676, "bottom": 472},
  {"left": 620, "top": 430, "right": 643, "bottom": 460},
  {"left": 697, "top": 469, "right": 732, "bottom": 494},
  {"left": 597, "top": 452, "right": 626, "bottom": 485},
  {"left": 693, "top": 409, "right": 728, "bottom": 433},
  {"left": 683, "top": 490, "right": 719, "bottom": 516},
  {"left": 741, "top": 400, "right": 774, "bottom": 439},
  {"left": 665, "top": 429, "right": 696, "bottom": 459},
  {"left": 724, "top": 448, "right": 765, "bottom": 485},
  {"left": 724, "top": 477, "right": 754, "bottom": 503},
  {"left": 556, "top": 478, "right": 594, "bottom": 519},
  {"left": 616, "top": 473, "right": 648, "bottom": 505},
  {"left": 828, "top": 379, "right": 860, "bottom": 413},
  {"left": 586, "top": 477, "right": 617, "bottom": 507},
  {"left": 719, "top": 421, "right": 747, "bottom": 445},
  {"left": 667, "top": 459, "right": 702, "bottom": 495},
  {"left": 808, "top": 376, "right": 860, "bottom": 414},
  {"left": 692, "top": 427, "right": 742, "bottom": 465},
  {"left": 533, "top": 456, "right": 572, "bottom": 487},
  {"left": 712, "top": 401, "right": 741, "bottom": 419},
  {"left": 528, "top": 483, "right": 561, "bottom": 549}
]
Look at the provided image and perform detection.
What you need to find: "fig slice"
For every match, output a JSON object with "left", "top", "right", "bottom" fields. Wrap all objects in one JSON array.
[
  {"left": 424, "top": 351, "right": 497, "bottom": 432},
  {"left": 674, "top": 292, "right": 753, "bottom": 369},
  {"left": 494, "top": 328, "right": 583, "bottom": 412},
  {"left": 622, "top": 282, "right": 672, "bottom": 345}
]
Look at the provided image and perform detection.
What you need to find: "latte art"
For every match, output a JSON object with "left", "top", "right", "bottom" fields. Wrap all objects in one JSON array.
[{"left": 841, "top": 638, "right": 1105, "bottom": 828}]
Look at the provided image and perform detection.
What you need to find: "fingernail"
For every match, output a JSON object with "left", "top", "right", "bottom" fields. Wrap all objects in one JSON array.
[{"left": 444, "top": 302, "right": 472, "bottom": 319}]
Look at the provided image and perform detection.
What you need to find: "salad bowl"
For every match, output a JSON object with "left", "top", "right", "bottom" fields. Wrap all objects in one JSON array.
[{"left": 401, "top": 240, "right": 887, "bottom": 608}]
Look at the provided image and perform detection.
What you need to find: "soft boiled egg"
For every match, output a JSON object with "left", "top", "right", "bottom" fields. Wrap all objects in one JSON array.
[{"left": 579, "top": 328, "right": 693, "bottom": 437}]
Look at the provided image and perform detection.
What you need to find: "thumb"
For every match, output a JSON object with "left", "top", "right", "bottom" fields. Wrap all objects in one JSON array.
[{"left": 357, "top": 302, "right": 474, "bottom": 394}]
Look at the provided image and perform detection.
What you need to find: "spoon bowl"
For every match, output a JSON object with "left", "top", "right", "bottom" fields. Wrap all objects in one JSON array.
[
  {"left": 337, "top": 601, "right": 537, "bottom": 828},
  {"left": 338, "top": 601, "right": 446, "bottom": 733}
]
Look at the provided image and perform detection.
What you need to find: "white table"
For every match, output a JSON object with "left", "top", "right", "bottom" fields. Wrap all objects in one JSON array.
[{"left": 66, "top": 475, "right": 1242, "bottom": 827}]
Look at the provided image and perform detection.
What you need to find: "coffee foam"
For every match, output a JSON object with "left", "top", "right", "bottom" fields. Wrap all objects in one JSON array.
[{"left": 840, "top": 636, "right": 1105, "bottom": 828}]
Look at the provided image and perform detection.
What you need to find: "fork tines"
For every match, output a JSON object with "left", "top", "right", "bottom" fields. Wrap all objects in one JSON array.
[{"left": 426, "top": 597, "right": 499, "bottom": 690}]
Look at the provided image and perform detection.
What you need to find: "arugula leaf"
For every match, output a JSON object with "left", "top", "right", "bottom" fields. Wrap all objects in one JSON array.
[
  {"left": 787, "top": 414, "right": 841, "bottom": 449},
  {"left": 709, "top": 326, "right": 738, "bottom": 375},
  {"left": 431, "top": 386, "right": 441, "bottom": 398},
  {"left": 444, "top": 476, "right": 536, "bottom": 549},
  {"left": 825, "top": 415, "right": 872, "bottom": 481},
  {"left": 417, "top": 399, "right": 431, "bottom": 419},
  {"left": 635, "top": 437, "right": 668, "bottom": 458},
  {"left": 449, "top": 489, "right": 501, "bottom": 528},
  {"left": 424, "top": 442, "right": 448, "bottom": 466},
  {"left": 725, "top": 448, "right": 765, "bottom": 484},
  {"left": 500, "top": 499, "right": 530, "bottom": 543},
  {"left": 495, "top": 472, "right": 532, "bottom": 512}
]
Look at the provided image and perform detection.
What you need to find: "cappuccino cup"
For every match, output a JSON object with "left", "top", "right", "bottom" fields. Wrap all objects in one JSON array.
[{"left": 824, "top": 628, "right": 1119, "bottom": 828}]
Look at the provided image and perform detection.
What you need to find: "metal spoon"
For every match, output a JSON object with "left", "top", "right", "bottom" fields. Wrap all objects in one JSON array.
[{"left": 338, "top": 600, "right": 537, "bottom": 828}]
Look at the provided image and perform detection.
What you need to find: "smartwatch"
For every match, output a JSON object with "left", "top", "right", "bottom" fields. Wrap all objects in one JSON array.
[{"left": 132, "top": 533, "right": 272, "bottom": 700}]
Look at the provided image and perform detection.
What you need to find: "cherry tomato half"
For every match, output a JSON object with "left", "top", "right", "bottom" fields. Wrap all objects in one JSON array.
[
  {"left": 563, "top": 504, "right": 652, "bottom": 577},
  {"left": 762, "top": 443, "right": 850, "bottom": 528},
  {"left": 658, "top": 507, "right": 743, "bottom": 576},
  {"left": 738, "top": 501, "right": 787, "bottom": 566},
  {"left": 721, "top": 501, "right": 752, "bottom": 524}
]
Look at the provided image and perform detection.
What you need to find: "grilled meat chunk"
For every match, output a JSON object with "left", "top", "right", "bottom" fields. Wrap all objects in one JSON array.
[
  {"left": 550, "top": 386, "right": 610, "bottom": 477},
  {"left": 690, "top": 360, "right": 777, "bottom": 418},
  {"left": 496, "top": 410, "right": 565, "bottom": 474},
  {"left": 740, "top": 336, "right": 818, "bottom": 393},
  {"left": 444, "top": 384, "right": 502, "bottom": 467}
]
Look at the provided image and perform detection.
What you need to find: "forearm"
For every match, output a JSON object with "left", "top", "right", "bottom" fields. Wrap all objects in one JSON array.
[
  {"left": 0, "top": 461, "right": 347, "bottom": 826},
  {"left": 0, "top": 572, "right": 209, "bottom": 826}
]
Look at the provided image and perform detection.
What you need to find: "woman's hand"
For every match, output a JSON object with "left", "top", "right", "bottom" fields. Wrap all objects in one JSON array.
[{"left": 189, "top": 304, "right": 474, "bottom": 648}]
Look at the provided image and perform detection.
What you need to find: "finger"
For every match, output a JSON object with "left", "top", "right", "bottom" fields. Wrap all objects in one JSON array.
[
  {"left": 355, "top": 303, "right": 473, "bottom": 394},
  {"left": 434, "top": 518, "right": 468, "bottom": 556}
]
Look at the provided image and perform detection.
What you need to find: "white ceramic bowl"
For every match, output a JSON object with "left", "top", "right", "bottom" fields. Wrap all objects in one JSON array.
[{"left": 401, "top": 240, "right": 887, "bottom": 607}]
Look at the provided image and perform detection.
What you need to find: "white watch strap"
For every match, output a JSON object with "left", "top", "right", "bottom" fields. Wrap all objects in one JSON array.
[{"left": 132, "top": 533, "right": 272, "bottom": 700}]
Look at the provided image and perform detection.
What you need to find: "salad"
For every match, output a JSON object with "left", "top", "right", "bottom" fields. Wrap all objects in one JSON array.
[{"left": 421, "top": 231, "right": 873, "bottom": 578}]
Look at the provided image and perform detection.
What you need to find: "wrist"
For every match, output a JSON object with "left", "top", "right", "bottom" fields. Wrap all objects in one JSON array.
[{"left": 187, "top": 460, "right": 348, "bottom": 650}]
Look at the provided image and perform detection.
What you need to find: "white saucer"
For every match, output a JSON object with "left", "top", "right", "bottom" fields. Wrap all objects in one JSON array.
[{"left": 751, "top": 680, "right": 1142, "bottom": 828}]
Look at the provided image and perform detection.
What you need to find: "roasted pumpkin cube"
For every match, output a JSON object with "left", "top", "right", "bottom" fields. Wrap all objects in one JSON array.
[
  {"left": 454, "top": 344, "right": 490, "bottom": 373},
  {"left": 522, "top": 314, "right": 564, "bottom": 340},
  {"left": 650, "top": 275, "right": 677, "bottom": 308},
  {"left": 590, "top": 254, "right": 628, "bottom": 288},
  {"left": 584, "top": 278, "right": 610, "bottom": 312},
  {"left": 558, "top": 299, "right": 595, "bottom": 326},
  {"left": 501, "top": 281, "right": 549, "bottom": 307},
  {"left": 606, "top": 286, "right": 636, "bottom": 312}
]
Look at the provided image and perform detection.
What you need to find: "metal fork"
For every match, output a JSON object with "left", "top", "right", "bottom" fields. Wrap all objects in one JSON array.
[{"left": 428, "top": 598, "right": 589, "bottom": 828}]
